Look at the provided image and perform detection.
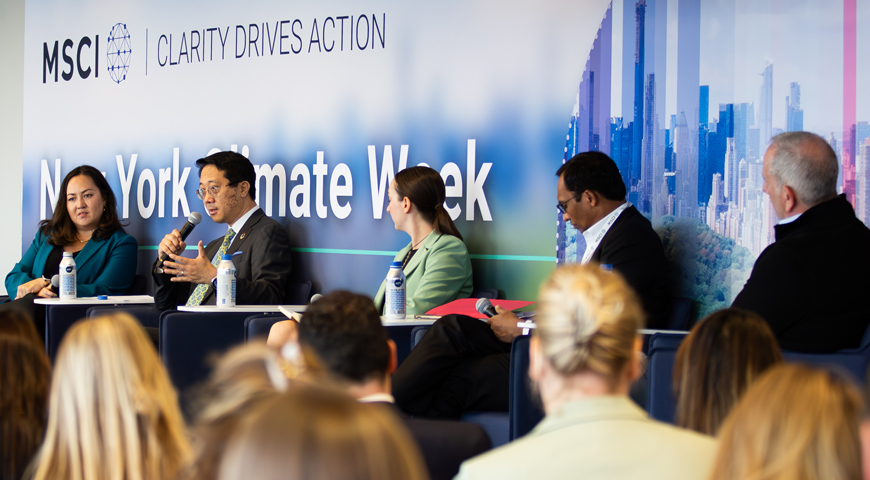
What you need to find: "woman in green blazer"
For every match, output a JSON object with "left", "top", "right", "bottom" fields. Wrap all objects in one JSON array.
[
  {"left": 5, "top": 165, "right": 137, "bottom": 300},
  {"left": 374, "top": 166, "right": 472, "bottom": 315}
]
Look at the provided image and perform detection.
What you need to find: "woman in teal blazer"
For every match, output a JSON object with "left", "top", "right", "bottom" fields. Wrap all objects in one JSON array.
[
  {"left": 374, "top": 166, "right": 472, "bottom": 315},
  {"left": 5, "top": 165, "right": 137, "bottom": 300}
]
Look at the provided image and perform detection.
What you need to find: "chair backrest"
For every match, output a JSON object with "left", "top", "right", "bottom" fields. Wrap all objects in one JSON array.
[
  {"left": 410, "top": 325, "right": 431, "bottom": 351},
  {"left": 244, "top": 313, "right": 286, "bottom": 342},
  {"left": 86, "top": 304, "right": 161, "bottom": 329},
  {"left": 509, "top": 335, "right": 544, "bottom": 440},
  {"left": 471, "top": 288, "right": 499, "bottom": 300},
  {"left": 667, "top": 296, "right": 694, "bottom": 331},
  {"left": 159, "top": 311, "right": 253, "bottom": 397},
  {"left": 126, "top": 274, "right": 149, "bottom": 295},
  {"left": 286, "top": 281, "right": 313, "bottom": 305},
  {"left": 646, "top": 332, "right": 687, "bottom": 424}
]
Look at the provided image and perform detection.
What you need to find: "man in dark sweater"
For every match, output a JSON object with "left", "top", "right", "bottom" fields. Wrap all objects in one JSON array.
[{"left": 732, "top": 131, "right": 870, "bottom": 352}]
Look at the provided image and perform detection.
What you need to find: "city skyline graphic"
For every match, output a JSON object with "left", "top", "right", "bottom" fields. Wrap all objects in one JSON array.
[{"left": 557, "top": 0, "right": 868, "bottom": 318}]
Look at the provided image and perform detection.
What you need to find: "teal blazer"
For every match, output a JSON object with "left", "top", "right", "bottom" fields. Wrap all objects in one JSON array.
[
  {"left": 6, "top": 229, "right": 138, "bottom": 298},
  {"left": 375, "top": 232, "right": 473, "bottom": 315}
]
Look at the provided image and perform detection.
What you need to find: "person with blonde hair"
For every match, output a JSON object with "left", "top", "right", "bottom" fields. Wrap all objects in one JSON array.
[
  {"left": 26, "top": 313, "right": 191, "bottom": 480},
  {"left": 217, "top": 384, "right": 428, "bottom": 480},
  {"left": 711, "top": 363, "right": 863, "bottom": 480},
  {"left": 185, "top": 342, "right": 295, "bottom": 480},
  {"left": 673, "top": 308, "right": 783, "bottom": 436},
  {"left": 455, "top": 264, "right": 716, "bottom": 480}
]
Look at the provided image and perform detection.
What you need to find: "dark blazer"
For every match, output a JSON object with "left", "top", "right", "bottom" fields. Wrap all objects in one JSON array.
[
  {"left": 368, "top": 402, "right": 491, "bottom": 480},
  {"left": 732, "top": 195, "right": 870, "bottom": 352},
  {"left": 6, "top": 229, "right": 137, "bottom": 297},
  {"left": 153, "top": 208, "right": 292, "bottom": 310},
  {"left": 591, "top": 205, "right": 671, "bottom": 329}
]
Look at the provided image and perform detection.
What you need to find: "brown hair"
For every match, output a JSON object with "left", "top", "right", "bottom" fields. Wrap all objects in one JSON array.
[
  {"left": 218, "top": 384, "right": 428, "bottom": 480},
  {"left": 674, "top": 308, "right": 782, "bottom": 436},
  {"left": 0, "top": 310, "right": 42, "bottom": 347},
  {"left": 394, "top": 165, "right": 463, "bottom": 241},
  {"left": 535, "top": 263, "right": 644, "bottom": 391},
  {"left": 38, "top": 165, "right": 125, "bottom": 247},
  {"left": 710, "top": 364, "right": 863, "bottom": 480},
  {"left": 0, "top": 334, "right": 50, "bottom": 480},
  {"left": 28, "top": 313, "right": 191, "bottom": 480}
]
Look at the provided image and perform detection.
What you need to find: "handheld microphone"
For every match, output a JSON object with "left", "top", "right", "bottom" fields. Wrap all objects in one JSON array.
[
  {"left": 476, "top": 298, "right": 498, "bottom": 318},
  {"left": 309, "top": 293, "right": 324, "bottom": 304},
  {"left": 50, "top": 275, "right": 60, "bottom": 295},
  {"left": 155, "top": 212, "right": 202, "bottom": 273}
]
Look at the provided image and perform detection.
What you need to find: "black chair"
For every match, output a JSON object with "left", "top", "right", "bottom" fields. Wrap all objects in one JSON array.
[
  {"left": 471, "top": 288, "right": 499, "bottom": 300},
  {"left": 244, "top": 313, "right": 286, "bottom": 342},
  {"left": 645, "top": 332, "right": 688, "bottom": 424},
  {"left": 508, "top": 334, "right": 544, "bottom": 440},
  {"left": 159, "top": 310, "right": 267, "bottom": 395},
  {"left": 286, "top": 280, "right": 313, "bottom": 305},
  {"left": 782, "top": 323, "right": 870, "bottom": 382}
]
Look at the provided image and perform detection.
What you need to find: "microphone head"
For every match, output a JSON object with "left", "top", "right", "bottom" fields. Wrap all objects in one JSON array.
[
  {"left": 309, "top": 293, "right": 324, "bottom": 304},
  {"left": 51, "top": 274, "right": 60, "bottom": 288},
  {"left": 475, "top": 297, "right": 492, "bottom": 314},
  {"left": 187, "top": 212, "right": 203, "bottom": 225}
]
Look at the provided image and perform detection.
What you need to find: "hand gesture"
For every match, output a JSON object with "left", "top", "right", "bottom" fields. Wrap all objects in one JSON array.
[
  {"left": 162, "top": 241, "right": 217, "bottom": 285},
  {"left": 487, "top": 306, "right": 523, "bottom": 343}
]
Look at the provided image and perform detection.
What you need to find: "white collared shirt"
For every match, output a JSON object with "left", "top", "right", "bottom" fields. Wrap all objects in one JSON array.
[
  {"left": 776, "top": 213, "right": 802, "bottom": 225},
  {"left": 228, "top": 205, "right": 260, "bottom": 240},
  {"left": 358, "top": 392, "right": 396, "bottom": 404},
  {"left": 581, "top": 202, "right": 631, "bottom": 264}
]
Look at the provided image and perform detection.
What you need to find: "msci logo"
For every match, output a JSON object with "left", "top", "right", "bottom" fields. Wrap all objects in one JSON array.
[{"left": 42, "top": 23, "right": 132, "bottom": 84}]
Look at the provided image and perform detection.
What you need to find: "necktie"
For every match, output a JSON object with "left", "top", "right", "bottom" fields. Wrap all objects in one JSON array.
[{"left": 186, "top": 227, "right": 235, "bottom": 306}]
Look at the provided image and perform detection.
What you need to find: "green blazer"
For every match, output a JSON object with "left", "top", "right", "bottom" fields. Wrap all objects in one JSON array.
[
  {"left": 375, "top": 232, "right": 473, "bottom": 315},
  {"left": 6, "top": 229, "right": 138, "bottom": 298}
]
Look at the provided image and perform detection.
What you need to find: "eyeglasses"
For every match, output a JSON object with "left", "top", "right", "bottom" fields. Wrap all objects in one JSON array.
[
  {"left": 195, "top": 183, "right": 234, "bottom": 200},
  {"left": 556, "top": 194, "right": 582, "bottom": 214}
]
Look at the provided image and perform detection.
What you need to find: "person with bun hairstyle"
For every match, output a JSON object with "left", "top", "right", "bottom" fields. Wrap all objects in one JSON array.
[
  {"left": 374, "top": 165, "right": 473, "bottom": 315},
  {"left": 455, "top": 264, "right": 716, "bottom": 480}
]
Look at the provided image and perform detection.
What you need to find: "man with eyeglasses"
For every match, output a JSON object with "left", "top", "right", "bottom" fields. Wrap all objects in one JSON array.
[
  {"left": 392, "top": 151, "right": 670, "bottom": 420},
  {"left": 152, "top": 151, "right": 292, "bottom": 310}
]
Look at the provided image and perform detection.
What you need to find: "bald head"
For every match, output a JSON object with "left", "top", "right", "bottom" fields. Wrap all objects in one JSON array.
[{"left": 766, "top": 132, "right": 839, "bottom": 208}]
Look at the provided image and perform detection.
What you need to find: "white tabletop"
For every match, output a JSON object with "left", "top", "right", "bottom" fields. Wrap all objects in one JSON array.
[
  {"left": 178, "top": 305, "right": 307, "bottom": 313},
  {"left": 380, "top": 316, "right": 440, "bottom": 327},
  {"left": 34, "top": 295, "right": 155, "bottom": 306}
]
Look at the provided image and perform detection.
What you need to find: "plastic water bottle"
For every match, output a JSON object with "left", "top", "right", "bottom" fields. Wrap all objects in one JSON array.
[
  {"left": 59, "top": 251, "right": 76, "bottom": 299},
  {"left": 216, "top": 254, "right": 236, "bottom": 307},
  {"left": 385, "top": 261, "right": 406, "bottom": 319}
]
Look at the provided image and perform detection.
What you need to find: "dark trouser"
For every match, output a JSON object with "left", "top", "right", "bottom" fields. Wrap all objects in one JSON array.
[{"left": 392, "top": 314, "right": 513, "bottom": 419}]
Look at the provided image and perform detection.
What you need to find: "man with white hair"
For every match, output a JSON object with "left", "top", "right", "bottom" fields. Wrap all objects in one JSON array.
[{"left": 732, "top": 131, "right": 870, "bottom": 353}]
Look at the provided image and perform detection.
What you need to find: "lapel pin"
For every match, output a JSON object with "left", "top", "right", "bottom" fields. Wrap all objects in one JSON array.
[{"left": 240, "top": 233, "right": 246, "bottom": 240}]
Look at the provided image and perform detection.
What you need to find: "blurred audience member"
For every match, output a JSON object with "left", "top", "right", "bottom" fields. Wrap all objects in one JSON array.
[
  {"left": 711, "top": 363, "right": 863, "bottom": 480},
  {"left": 217, "top": 384, "right": 428, "bottom": 480},
  {"left": 27, "top": 313, "right": 190, "bottom": 480},
  {"left": 0, "top": 332, "right": 50, "bottom": 480},
  {"left": 455, "top": 264, "right": 715, "bottom": 480},
  {"left": 292, "top": 290, "right": 490, "bottom": 480},
  {"left": 185, "top": 342, "right": 292, "bottom": 480},
  {"left": 673, "top": 308, "right": 782, "bottom": 435}
]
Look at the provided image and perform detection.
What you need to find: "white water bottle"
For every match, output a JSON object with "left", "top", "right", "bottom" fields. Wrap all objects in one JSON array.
[
  {"left": 59, "top": 251, "right": 76, "bottom": 299},
  {"left": 216, "top": 254, "right": 236, "bottom": 307},
  {"left": 385, "top": 261, "right": 406, "bottom": 319}
]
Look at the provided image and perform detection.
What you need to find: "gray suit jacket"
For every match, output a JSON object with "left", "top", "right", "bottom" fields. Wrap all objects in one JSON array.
[{"left": 153, "top": 209, "right": 292, "bottom": 310}]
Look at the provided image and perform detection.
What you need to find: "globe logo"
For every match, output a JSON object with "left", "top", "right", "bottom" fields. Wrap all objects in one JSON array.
[{"left": 107, "top": 23, "right": 132, "bottom": 84}]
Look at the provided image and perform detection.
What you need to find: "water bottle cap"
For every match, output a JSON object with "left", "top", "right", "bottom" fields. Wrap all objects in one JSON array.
[
  {"left": 62, "top": 251, "right": 72, "bottom": 257},
  {"left": 390, "top": 261, "right": 402, "bottom": 268},
  {"left": 222, "top": 254, "right": 233, "bottom": 260}
]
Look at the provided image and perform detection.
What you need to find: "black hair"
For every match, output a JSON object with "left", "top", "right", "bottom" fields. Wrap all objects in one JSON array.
[
  {"left": 394, "top": 166, "right": 463, "bottom": 241},
  {"left": 555, "top": 151, "right": 627, "bottom": 201},
  {"left": 195, "top": 151, "right": 257, "bottom": 198},
  {"left": 297, "top": 291, "right": 391, "bottom": 383}
]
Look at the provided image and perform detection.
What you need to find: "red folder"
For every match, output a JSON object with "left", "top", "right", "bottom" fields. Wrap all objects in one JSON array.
[{"left": 426, "top": 298, "right": 535, "bottom": 319}]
